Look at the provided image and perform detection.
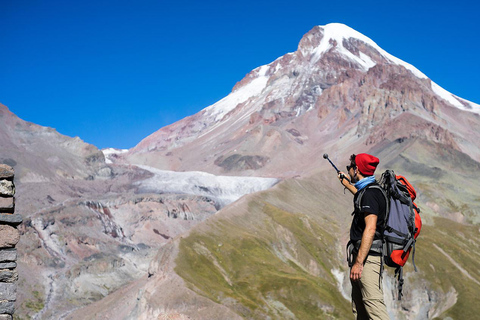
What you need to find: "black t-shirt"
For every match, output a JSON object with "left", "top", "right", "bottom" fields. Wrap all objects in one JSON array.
[{"left": 350, "top": 186, "right": 387, "bottom": 242}]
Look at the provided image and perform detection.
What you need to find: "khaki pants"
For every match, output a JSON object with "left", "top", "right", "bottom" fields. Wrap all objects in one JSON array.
[{"left": 351, "top": 255, "right": 390, "bottom": 320}]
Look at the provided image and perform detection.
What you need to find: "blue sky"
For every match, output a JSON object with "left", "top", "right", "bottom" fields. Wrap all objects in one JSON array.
[{"left": 1, "top": 0, "right": 479, "bottom": 149}]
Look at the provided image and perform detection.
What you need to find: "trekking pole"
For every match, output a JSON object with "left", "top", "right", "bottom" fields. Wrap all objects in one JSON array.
[{"left": 323, "top": 154, "right": 346, "bottom": 180}]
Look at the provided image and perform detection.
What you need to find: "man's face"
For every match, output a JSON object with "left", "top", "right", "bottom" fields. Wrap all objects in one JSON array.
[{"left": 347, "top": 164, "right": 358, "bottom": 183}]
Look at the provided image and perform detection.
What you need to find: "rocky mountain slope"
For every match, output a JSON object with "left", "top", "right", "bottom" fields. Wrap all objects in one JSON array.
[
  {"left": 1, "top": 104, "right": 274, "bottom": 319},
  {"left": 67, "top": 158, "right": 480, "bottom": 319},
  {"left": 5, "top": 23, "right": 480, "bottom": 319}
]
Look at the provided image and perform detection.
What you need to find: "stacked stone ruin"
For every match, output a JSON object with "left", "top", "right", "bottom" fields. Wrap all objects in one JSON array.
[{"left": 0, "top": 165, "right": 19, "bottom": 320}]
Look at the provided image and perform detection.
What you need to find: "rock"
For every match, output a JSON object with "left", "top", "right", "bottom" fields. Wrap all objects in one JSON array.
[
  {"left": 0, "top": 263, "right": 16, "bottom": 269},
  {"left": 0, "top": 181, "right": 14, "bottom": 197},
  {"left": 0, "top": 226, "right": 20, "bottom": 248},
  {"left": 0, "top": 214, "right": 22, "bottom": 227},
  {"left": 0, "top": 301, "right": 14, "bottom": 315},
  {"left": 0, "top": 283, "right": 16, "bottom": 301},
  {"left": 0, "top": 165, "right": 14, "bottom": 180},
  {"left": 0, "top": 197, "right": 14, "bottom": 213},
  {"left": 0, "top": 249, "right": 16, "bottom": 262},
  {"left": 0, "top": 314, "right": 12, "bottom": 320},
  {"left": 0, "top": 270, "right": 18, "bottom": 283}
]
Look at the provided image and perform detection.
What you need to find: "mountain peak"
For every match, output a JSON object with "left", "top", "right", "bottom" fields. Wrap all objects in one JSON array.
[
  {"left": 298, "top": 23, "right": 425, "bottom": 76},
  {"left": 318, "top": 23, "right": 379, "bottom": 50},
  {"left": 296, "top": 24, "right": 480, "bottom": 114}
]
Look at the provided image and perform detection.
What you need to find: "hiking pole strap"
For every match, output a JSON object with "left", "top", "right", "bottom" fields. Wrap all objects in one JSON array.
[
  {"left": 404, "top": 237, "right": 414, "bottom": 252},
  {"left": 379, "top": 241, "right": 385, "bottom": 290},
  {"left": 395, "top": 267, "right": 404, "bottom": 300}
]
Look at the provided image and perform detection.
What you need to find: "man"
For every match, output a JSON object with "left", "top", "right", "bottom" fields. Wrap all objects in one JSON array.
[{"left": 338, "top": 153, "right": 389, "bottom": 320}]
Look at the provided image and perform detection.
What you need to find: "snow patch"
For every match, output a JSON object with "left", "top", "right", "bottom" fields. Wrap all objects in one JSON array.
[
  {"left": 135, "top": 165, "right": 278, "bottom": 207},
  {"left": 431, "top": 82, "right": 480, "bottom": 114},
  {"left": 359, "top": 52, "right": 376, "bottom": 70},
  {"left": 331, "top": 268, "right": 350, "bottom": 301},
  {"left": 203, "top": 68, "right": 269, "bottom": 122},
  {"left": 102, "top": 148, "right": 129, "bottom": 164}
]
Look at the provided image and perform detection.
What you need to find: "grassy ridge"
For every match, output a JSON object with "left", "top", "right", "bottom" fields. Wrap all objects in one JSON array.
[{"left": 175, "top": 199, "right": 351, "bottom": 319}]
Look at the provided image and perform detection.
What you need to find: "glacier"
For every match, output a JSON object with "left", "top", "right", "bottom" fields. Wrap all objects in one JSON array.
[{"left": 135, "top": 165, "right": 279, "bottom": 208}]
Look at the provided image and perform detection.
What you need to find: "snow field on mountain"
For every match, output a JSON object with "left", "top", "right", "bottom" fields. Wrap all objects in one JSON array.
[
  {"left": 200, "top": 22, "right": 480, "bottom": 129},
  {"left": 204, "top": 65, "right": 270, "bottom": 122},
  {"left": 135, "top": 165, "right": 278, "bottom": 207},
  {"left": 431, "top": 82, "right": 480, "bottom": 114}
]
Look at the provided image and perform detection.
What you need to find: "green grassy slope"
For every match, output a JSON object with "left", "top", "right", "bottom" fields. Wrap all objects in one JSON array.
[{"left": 175, "top": 176, "right": 352, "bottom": 319}]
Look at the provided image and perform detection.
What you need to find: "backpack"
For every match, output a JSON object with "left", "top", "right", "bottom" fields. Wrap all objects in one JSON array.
[{"left": 354, "top": 170, "right": 422, "bottom": 300}]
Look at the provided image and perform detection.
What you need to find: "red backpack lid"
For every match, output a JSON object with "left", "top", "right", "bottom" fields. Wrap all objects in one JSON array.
[{"left": 396, "top": 175, "right": 416, "bottom": 201}]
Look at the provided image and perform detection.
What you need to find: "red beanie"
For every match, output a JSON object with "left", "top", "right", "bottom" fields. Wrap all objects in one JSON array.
[{"left": 356, "top": 153, "right": 379, "bottom": 176}]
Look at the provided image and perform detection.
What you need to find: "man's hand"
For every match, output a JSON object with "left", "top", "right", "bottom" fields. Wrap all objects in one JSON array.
[
  {"left": 350, "top": 261, "right": 363, "bottom": 281},
  {"left": 338, "top": 171, "right": 357, "bottom": 195}
]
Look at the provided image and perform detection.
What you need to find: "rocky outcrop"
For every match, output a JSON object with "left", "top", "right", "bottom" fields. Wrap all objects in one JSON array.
[
  {"left": 214, "top": 154, "right": 270, "bottom": 171},
  {"left": 0, "top": 164, "right": 20, "bottom": 320}
]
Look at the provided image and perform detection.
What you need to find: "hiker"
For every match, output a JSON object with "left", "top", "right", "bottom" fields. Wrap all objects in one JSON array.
[{"left": 338, "top": 153, "right": 390, "bottom": 320}]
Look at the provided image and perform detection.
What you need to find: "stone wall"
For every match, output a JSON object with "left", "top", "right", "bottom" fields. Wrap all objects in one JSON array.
[{"left": 0, "top": 165, "right": 19, "bottom": 320}]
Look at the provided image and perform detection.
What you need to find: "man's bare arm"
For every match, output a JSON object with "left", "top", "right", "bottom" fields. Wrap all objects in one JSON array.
[{"left": 350, "top": 213, "right": 377, "bottom": 280}]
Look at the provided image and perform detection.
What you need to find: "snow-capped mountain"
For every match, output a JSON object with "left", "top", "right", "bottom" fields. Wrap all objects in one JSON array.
[{"left": 125, "top": 23, "right": 480, "bottom": 177}]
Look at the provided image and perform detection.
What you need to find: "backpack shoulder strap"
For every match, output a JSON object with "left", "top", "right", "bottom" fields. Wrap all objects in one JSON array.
[{"left": 355, "top": 184, "right": 389, "bottom": 220}]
